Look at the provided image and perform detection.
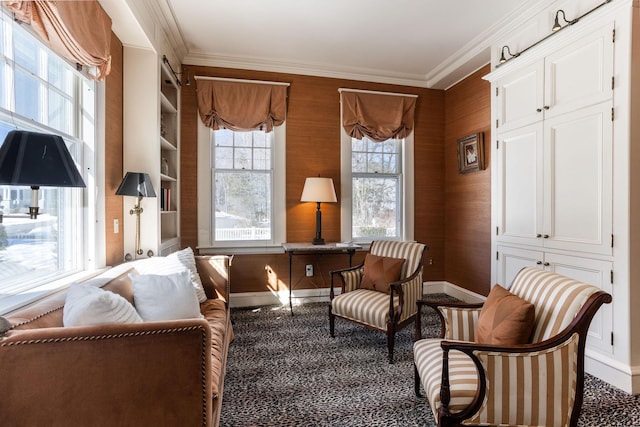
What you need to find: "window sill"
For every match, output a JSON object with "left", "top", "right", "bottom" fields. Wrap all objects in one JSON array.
[
  {"left": 197, "top": 245, "right": 285, "bottom": 256},
  {"left": 0, "top": 269, "right": 108, "bottom": 316}
]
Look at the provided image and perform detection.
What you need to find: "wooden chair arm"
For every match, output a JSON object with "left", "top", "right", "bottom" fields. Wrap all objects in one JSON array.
[{"left": 329, "top": 263, "right": 364, "bottom": 299}]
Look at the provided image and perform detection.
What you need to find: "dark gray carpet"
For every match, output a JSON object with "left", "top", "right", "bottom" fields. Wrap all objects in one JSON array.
[{"left": 220, "top": 299, "right": 640, "bottom": 427}]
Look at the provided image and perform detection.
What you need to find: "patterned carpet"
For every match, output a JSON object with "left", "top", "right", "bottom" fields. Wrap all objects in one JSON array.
[{"left": 220, "top": 299, "right": 640, "bottom": 427}]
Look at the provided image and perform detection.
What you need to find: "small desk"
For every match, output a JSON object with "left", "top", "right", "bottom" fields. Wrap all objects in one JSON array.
[{"left": 282, "top": 242, "right": 361, "bottom": 315}]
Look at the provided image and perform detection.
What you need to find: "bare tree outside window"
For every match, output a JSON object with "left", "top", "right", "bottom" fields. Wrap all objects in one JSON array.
[{"left": 351, "top": 137, "right": 401, "bottom": 239}]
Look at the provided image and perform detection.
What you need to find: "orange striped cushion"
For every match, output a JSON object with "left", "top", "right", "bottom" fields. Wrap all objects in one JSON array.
[{"left": 331, "top": 289, "right": 398, "bottom": 330}]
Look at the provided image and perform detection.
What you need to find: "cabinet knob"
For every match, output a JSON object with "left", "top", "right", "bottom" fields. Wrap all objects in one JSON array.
[
  {"left": 536, "top": 233, "right": 542, "bottom": 238},
  {"left": 536, "top": 261, "right": 543, "bottom": 265},
  {"left": 543, "top": 262, "right": 550, "bottom": 266},
  {"left": 544, "top": 105, "right": 550, "bottom": 110},
  {"left": 543, "top": 234, "right": 550, "bottom": 238},
  {"left": 536, "top": 108, "right": 542, "bottom": 112}
]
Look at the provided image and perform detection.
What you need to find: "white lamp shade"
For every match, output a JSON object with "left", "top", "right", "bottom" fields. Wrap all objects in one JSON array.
[{"left": 300, "top": 177, "right": 337, "bottom": 203}]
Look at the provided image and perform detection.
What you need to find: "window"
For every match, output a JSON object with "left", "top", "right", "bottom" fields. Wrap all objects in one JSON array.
[
  {"left": 0, "top": 11, "right": 95, "bottom": 304},
  {"left": 351, "top": 137, "right": 402, "bottom": 239},
  {"left": 341, "top": 132, "right": 414, "bottom": 243},
  {"left": 212, "top": 129, "right": 272, "bottom": 242},
  {"left": 197, "top": 119, "right": 286, "bottom": 252}
]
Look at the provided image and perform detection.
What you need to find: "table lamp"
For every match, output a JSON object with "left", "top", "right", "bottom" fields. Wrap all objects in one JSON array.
[{"left": 300, "top": 176, "right": 337, "bottom": 245}]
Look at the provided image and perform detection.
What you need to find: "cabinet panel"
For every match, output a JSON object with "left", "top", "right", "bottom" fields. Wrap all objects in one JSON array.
[
  {"left": 497, "top": 123, "right": 543, "bottom": 246},
  {"left": 544, "top": 24, "right": 613, "bottom": 119},
  {"left": 544, "top": 253, "right": 613, "bottom": 355},
  {"left": 497, "top": 247, "right": 613, "bottom": 355},
  {"left": 496, "top": 62, "right": 544, "bottom": 132},
  {"left": 543, "top": 103, "right": 612, "bottom": 255}
]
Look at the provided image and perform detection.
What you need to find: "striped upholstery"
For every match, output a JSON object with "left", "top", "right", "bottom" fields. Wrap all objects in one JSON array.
[
  {"left": 438, "top": 306, "right": 482, "bottom": 341},
  {"left": 509, "top": 267, "right": 601, "bottom": 342},
  {"left": 332, "top": 289, "right": 399, "bottom": 329},
  {"left": 330, "top": 240, "right": 427, "bottom": 363},
  {"left": 414, "top": 339, "right": 477, "bottom": 416},
  {"left": 413, "top": 334, "right": 580, "bottom": 427},
  {"left": 414, "top": 267, "right": 610, "bottom": 427}
]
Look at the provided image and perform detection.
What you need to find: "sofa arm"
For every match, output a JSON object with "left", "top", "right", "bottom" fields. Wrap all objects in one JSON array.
[
  {"left": 196, "top": 255, "right": 233, "bottom": 305},
  {"left": 0, "top": 319, "right": 212, "bottom": 427}
]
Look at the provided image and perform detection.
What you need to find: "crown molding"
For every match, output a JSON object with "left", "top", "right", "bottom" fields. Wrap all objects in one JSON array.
[{"left": 183, "top": 52, "right": 432, "bottom": 88}]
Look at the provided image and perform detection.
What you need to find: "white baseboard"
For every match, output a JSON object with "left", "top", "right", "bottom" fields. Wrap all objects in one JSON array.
[
  {"left": 585, "top": 350, "right": 640, "bottom": 394},
  {"left": 423, "top": 281, "right": 485, "bottom": 303},
  {"left": 230, "top": 281, "right": 485, "bottom": 308}
]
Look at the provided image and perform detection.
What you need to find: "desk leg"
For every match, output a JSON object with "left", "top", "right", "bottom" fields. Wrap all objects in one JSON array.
[
  {"left": 288, "top": 251, "right": 294, "bottom": 316},
  {"left": 348, "top": 249, "right": 355, "bottom": 267}
]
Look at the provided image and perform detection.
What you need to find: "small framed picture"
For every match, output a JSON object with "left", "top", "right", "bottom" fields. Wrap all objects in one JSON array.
[{"left": 457, "top": 132, "right": 485, "bottom": 174}]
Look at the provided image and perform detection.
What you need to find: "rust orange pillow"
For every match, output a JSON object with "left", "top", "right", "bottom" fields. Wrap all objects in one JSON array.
[
  {"left": 359, "top": 254, "right": 405, "bottom": 294},
  {"left": 475, "top": 284, "right": 535, "bottom": 345}
]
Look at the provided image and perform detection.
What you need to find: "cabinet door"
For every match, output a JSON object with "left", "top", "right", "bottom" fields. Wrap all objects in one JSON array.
[
  {"left": 496, "top": 123, "right": 544, "bottom": 247},
  {"left": 544, "top": 252, "right": 613, "bottom": 355},
  {"left": 542, "top": 102, "right": 612, "bottom": 255},
  {"left": 496, "top": 245, "right": 543, "bottom": 287},
  {"left": 544, "top": 23, "right": 614, "bottom": 119},
  {"left": 496, "top": 62, "right": 544, "bottom": 132}
]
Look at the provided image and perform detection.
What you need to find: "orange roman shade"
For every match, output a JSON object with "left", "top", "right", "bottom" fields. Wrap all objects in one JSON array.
[
  {"left": 196, "top": 79, "right": 287, "bottom": 132},
  {"left": 340, "top": 90, "right": 416, "bottom": 142},
  {"left": 7, "top": 0, "right": 112, "bottom": 80}
]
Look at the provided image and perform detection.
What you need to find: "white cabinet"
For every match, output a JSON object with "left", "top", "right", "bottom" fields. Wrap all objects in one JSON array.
[
  {"left": 496, "top": 23, "right": 614, "bottom": 133},
  {"left": 159, "top": 60, "right": 180, "bottom": 255},
  {"left": 497, "top": 245, "right": 613, "bottom": 354},
  {"left": 496, "top": 102, "right": 613, "bottom": 255}
]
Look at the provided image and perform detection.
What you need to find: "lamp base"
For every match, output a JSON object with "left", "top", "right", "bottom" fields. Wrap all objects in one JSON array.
[{"left": 312, "top": 237, "right": 325, "bottom": 245}]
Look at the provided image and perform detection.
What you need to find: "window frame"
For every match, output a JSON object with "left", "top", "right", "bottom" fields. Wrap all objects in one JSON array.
[
  {"left": 0, "top": 10, "right": 102, "bottom": 314},
  {"left": 340, "top": 125, "right": 414, "bottom": 244},
  {"left": 196, "top": 117, "right": 286, "bottom": 254}
]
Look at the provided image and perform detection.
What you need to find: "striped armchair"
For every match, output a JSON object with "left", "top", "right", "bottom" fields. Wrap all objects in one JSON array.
[
  {"left": 329, "top": 240, "right": 428, "bottom": 363},
  {"left": 413, "top": 267, "right": 612, "bottom": 427}
]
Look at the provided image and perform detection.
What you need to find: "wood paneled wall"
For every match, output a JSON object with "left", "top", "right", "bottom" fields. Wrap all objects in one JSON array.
[
  {"left": 104, "top": 32, "right": 123, "bottom": 266},
  {"left": 180, "top": 67, "right": 445, "bottom": 293},
  {"left": 443, "top": 65, "right": 492, "bottom": 296}
]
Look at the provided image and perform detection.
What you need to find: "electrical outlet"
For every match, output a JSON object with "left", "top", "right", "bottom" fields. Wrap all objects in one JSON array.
[
  {"left": 305, "top": 264, "right": 313, "bottom": 277},
  {"left": 113, "top": 218, "right": 119, "bottom": 234},
  {"left": 428, "top": 258, "right": 433, "bottom": 265}
]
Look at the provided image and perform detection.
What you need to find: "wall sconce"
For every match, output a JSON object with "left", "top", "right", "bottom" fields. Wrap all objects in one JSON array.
[
  {"left": 499, "top": 45, "right": 519, "bottom": 64},
  {"left": 0, "top": 130, "right": 86, "bottom": 221},
  {"left": 300, "top": 177, "right": 337, "bottom": 245},
  {"left": 116, "top": 172, "right": 156, "bottom": 258},
  {"left": 552, "top": 10, "right": 577, "bottom": 32}
]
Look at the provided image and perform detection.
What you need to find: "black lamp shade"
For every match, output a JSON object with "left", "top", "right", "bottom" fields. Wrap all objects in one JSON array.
[
  {"left": 115, "top": 172, "right": 156, "bottom": 198},
  {"left": 0, "top": 130, "right": 86, "bottom": 187}
]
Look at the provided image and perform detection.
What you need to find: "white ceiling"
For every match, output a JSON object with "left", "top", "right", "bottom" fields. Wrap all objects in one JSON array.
[{"left": 104, "top": 0, "right": 538, "bottom": 89}]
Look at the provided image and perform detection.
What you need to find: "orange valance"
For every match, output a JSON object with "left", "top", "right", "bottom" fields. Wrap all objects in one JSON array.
[
  {"left": 196, "top": 79, "right": 287, "bottom": 132},
  {"left": 7, "top": 0, "right": 112, "bottom": 80},
  {"left": 341, "top": 90, "right": 416, "bottom": 141}
]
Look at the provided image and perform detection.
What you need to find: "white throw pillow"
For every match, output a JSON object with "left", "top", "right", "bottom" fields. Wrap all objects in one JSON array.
[
  {"left": 133, "top": 248, "right": 207, "bottom": 303},
  {"left": 63, "top": 283, "right": 142, "bottom": 327},
  {"left": 131, "top": 271, "right": 202, "bottom": 322}
]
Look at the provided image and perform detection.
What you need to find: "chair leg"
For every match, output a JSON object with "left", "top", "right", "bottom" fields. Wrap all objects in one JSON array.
[
  {"left": 414, "top": 364, "right": 423, "bottom": 397},
  {"left": 387, "top": 327, "right": 395, "bottom": 364},
  {"left": 329, "top": 305, "right": 335, "bottom": 338}
]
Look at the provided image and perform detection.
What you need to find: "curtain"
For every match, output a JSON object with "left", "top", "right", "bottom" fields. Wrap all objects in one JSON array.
[
  {"left": 6, "top": 0, "right": 112, "bottom": 80},
  {"left": 196, "top": 79, "right": 287, "bottom": 132},
  {"left": 341, "top": 90, "right": 416, "bottom": 141}
]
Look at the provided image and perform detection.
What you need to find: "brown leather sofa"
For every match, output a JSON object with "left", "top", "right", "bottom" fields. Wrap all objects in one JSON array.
[{"left": 0, "top": 255, "right": 233, "bottom": 427}]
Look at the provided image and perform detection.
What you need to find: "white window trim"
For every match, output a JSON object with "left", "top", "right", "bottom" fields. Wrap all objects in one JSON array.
[
  {"left": 340, "top": 125, "right": 414, "bottom": 243},
  {"left": 196, "top": 117, "right": 286, "bottom": 254}
]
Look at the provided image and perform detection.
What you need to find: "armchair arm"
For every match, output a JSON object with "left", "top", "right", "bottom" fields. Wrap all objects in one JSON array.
[
  {"left": 329, "top": 263, "right": 364, "bottom": 298},
  {"left": 389, "top": 265, "right": 424, "bottom": 323},
  {"left": 415, "top": 299, "right": 484, "bottom": 341},
  {"left": 438, "top": 333, "right": 581, "bottom": 427}
]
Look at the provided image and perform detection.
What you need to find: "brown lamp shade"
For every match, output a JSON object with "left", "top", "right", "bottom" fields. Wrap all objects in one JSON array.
[{"left": 0, "top": 130, "right": 86, "bottom": 187}]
